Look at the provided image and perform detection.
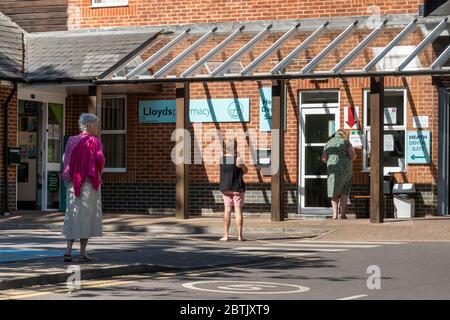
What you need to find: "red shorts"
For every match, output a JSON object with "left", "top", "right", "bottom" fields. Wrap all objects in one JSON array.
[{"left": 222, "top": 191, "right": 245, "bottom": 207}]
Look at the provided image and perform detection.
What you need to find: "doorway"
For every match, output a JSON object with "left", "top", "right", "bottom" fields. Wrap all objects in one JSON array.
[
  {"left": 438, "top": 87, "right": 449, "bottom": 216},
  {"left": 17, "top": 96, "right": 65, "bottom": 211},
  {"left": 298, "top": 91, "right": 340, "bottom": 215}
]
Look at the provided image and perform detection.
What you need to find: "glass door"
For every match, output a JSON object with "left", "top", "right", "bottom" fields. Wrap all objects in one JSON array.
[
  {"left": 17, "top": 100, "right": 41, "bottom": 210},
  {"left": 41, "top": 102, "right": 64, "bottom": 210},
  {"left": 299, "top": 106, "right": 339, "bottom": 215}
]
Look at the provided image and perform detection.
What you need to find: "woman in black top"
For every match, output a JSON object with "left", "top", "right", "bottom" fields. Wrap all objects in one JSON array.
[{"left": 220, "top": 139, "right": 248, "bottom": 241}]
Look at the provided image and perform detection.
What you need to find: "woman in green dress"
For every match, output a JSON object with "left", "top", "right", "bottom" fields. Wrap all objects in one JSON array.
[{"left": 322, "top": 129, "right": 357, "bottom": 219}]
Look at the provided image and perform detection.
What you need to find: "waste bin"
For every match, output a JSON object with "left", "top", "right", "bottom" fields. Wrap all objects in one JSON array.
[{"left": 392, "top": 183, "right": 415, "bottom": 218}]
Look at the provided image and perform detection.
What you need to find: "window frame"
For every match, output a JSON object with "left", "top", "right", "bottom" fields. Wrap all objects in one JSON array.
[
  {"left": 299, "top": 89, "right": 341, "bottom": 108},
  {"left": 362, "top": 88, "right": 408, "bottom": 173},
  {"left": 91, "top": 0, "right": 128, "bottom": 8},
  {"left": 100, "top": 95, "right": 127, "bottom": 173}
]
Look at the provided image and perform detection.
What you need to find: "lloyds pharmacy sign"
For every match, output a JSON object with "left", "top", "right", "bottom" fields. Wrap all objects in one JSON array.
[{"left": 138, "top": 99, "right": 250, "bottom": 123}]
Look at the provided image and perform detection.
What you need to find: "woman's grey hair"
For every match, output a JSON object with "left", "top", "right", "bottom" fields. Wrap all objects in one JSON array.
[{"left": 78, "top": 113, "right": 99, "bottom": 132}]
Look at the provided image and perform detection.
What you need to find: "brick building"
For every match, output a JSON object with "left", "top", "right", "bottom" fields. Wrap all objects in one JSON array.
[{"left": 1, "top": 0, "right": 449, "bottom": 219}]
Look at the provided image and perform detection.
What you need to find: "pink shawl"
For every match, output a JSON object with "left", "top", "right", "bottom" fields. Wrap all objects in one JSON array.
[{"left": 63, "top": 133, "right": 105, "bottom": 197}]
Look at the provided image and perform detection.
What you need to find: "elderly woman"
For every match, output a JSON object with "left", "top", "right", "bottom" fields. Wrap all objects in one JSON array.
[
  {"left": 322, "top": 129, "right": 357, "bottom": 219},
  {"left": 62, "top": 113, "right": 105, "bottom": 262}
]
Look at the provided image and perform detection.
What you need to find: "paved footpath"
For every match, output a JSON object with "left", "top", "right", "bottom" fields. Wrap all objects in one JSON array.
[
  {"left": 2, "top": 212, "right": 450, "bottom": 241},
  {"left": 0, "top": 229, "right": 316, "bottom": 290}
]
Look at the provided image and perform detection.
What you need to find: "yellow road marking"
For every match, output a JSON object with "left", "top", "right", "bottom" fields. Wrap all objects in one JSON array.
[
  {"left": 0, "top": 259, "right": 282, "bottom": 299},
  {"left": 81, "top": 280, "right": 135, "bottom": 289},
  {"left": 0, "top": 291, "right": 53, "bottom": 300}
]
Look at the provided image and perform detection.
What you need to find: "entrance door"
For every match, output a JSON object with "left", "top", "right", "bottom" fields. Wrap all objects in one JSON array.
[
  {"left": 299, "top": 91, "right": 340, "bottom": 215},
  {"left": 41, "top": 102, "right": 64, "bottom": 210},
  {"left": 17, "top": 96, "right": 64, "bottom": 211},
  {"left": 17, "top": 100, "right": 41, "bottom": 210}
]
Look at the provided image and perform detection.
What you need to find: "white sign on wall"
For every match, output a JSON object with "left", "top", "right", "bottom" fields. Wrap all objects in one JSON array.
[
  {"left": 413, "top": 116, "right": 429, "bottom": 129},
  {"left": 349, "top": 131, "right": 363, "bottom": 149}
]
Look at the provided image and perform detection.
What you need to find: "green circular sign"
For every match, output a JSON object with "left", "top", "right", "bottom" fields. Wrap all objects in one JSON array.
[{"left": 48, "top": 172, "right": 59, "bottom": 192}]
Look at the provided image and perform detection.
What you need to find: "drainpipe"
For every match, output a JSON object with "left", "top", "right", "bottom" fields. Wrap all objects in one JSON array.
[{"left": 2, "top": 82, "right": 17, "bottom": 216}]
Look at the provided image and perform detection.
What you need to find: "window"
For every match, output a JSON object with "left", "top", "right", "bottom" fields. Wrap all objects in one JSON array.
[
  {"left": 372, "top": 46, "right": 421, "bottom": 71},
  {"left": 300, "top": 91, "right": 339, "bottom": 104},
  {"left": 363, "top": 89, "right": 407, "bottom": 173},
  {"left": 101, "top": 96, "right": 126, "bottom": 172},
  {"left": 91, "top": 0, "right": 128, "bottom": 8}
]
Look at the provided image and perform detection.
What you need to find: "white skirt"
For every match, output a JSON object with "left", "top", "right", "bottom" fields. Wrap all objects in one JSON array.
[{"left": 62, "top": 182, "right": 103, "bottom": 240}]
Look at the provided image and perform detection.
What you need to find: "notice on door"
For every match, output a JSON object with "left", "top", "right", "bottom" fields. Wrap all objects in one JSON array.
[
  {"left": 384, "top": 134, "right": 395, "bottom": 152},
  {"left": 48, "top": 172, "right": 59, "bottom": 192}
]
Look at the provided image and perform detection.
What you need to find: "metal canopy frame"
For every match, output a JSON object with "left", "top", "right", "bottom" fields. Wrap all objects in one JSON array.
[
  {"left": 364, "top": 18, "right": 418, "bottom": 71},
  {"left": 271, "top": 22, "right": 329, "bottom": 74},
  {"left": 241, "top": 23, "right": 300, "bottom": 76},
  {"left": 125, "top": 28, "right": 191, "bottom": 79},
  {"left": 397, "top": 18, "right": 448, "bottom": 71},
  {"left": 431, "top": 45, "right": 450, "bottom": 69},
  {"left": 333, "top": 19, "right": 387, "bottom": 73},
  {"left": 90, "top": 16, "right": 450, "bottom": 225},
  {"left": 153, "top": 27, "right": 217, "bottom": 78},
  {"left": 181, "top": 26, "right": 245, "bottom": 77},
  {"left": 211, "top": 24, "right": 272, "bottom": 77},
  {"left": 100, "top": 17, "right": 450, "bottom": 83},
  {"left": 301, "top": 20, "right": 358, "bottom": 74}
]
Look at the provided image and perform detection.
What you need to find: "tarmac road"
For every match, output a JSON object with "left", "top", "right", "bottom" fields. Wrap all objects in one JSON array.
[{"left": 2, "top": 238, "right": 450, "bottom": 300}]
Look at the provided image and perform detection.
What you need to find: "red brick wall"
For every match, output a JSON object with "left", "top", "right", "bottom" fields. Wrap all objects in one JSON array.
[
  {"left": 64, "top": 75, "right": 436, "bottom": 188},
  {"left": 62, "top": 0, "right": 440, "bottom": 215},
  {"left": 65, "top": 95, "right": 89, "bottom": 136},
  {"left": 67, "top": 0, "right": 423, "bottom": 29},
  {"left": 0, "top": 85, "right": 18, "bottom": 211}
]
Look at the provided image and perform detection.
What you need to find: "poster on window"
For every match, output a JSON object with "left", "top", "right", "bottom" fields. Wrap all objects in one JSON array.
[
  {"left": 366, "top": 133, "right": 396, "bottom": 152},
  {"left": 384, "top": 134, "right": 395, "bottom": 152}
]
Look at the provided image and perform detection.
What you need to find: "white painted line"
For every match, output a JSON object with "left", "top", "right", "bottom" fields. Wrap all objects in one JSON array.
[
  {"left": 261, "top": 243, "right": 380, "bottom": 249},
  {"left": 235, "top": 246, "right": 348, "bottom": 252},
  {"left": 183, "top": 280, "right": 310, "bottom": 294},
  {"left": 293, "top": 240, "right": 407, "bottom": 245},
  {"left": 337, "top": 294, "right": 368, "bottom": 300},
  {"left": 239, "top": 251, "right": 316, "bottom": 257}
]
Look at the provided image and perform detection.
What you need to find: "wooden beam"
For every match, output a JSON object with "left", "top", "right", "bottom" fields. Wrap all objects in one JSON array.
[
  {"left": 271, "top": 80, "right": 286, "bottom": 222},
  {"left": 369, "top": 77, "right": 384, "bottom": 223},
  {"left": 175, "top": 83, "right": 190, "bottom": 219},
  {"left": 88, "top": 86, "right": 102, "bottom": 116}
]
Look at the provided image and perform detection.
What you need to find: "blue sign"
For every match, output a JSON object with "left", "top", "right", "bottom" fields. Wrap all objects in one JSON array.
[
  {"left": 139, "top": 99, "right": 250, "bottom": 123},
  {"left": 259, "top": 87, "right": 287, "bottom": 132},
  {"left": 189, "top": 98, "right": 250, "bottom": 123},
  {"left": 407, "top": 130, "right": 431, "bottom": 164},
  {"left": 139, "top": 100, "right": 176, "bottom": 123},
  {"left": 259, "top": 87, "right": 272, "bottom": 131}
]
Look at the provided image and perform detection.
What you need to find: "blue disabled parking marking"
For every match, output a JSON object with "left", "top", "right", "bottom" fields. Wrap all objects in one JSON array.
[{"left": 0, "top": 249, "right": 68, "bottom": 263}]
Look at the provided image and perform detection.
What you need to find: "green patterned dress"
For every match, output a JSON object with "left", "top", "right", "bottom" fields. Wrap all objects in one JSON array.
[{"left": 323, "top": 133, "right": 353, "bottom": 198}]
